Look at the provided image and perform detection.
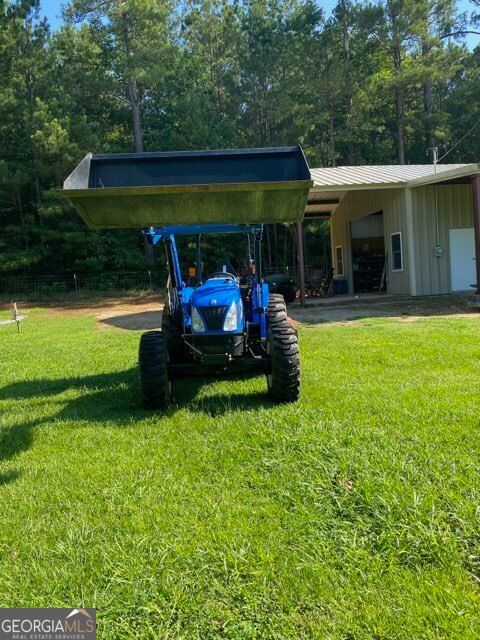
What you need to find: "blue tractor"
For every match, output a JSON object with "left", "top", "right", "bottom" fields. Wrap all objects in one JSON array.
[
  {"left": 62, "top": 145, "right": 312, "bottom": 408},
  {"left": 139, "top": 223, "right": 298, "bottom": 407}
]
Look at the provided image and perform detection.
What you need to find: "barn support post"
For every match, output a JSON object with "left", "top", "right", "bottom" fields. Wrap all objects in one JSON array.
[
  {"left": 404, "top": 188, "right": 417, "bottom": 296},
  {"left": 472, "top": 175, "right": 480, "bottom": 296},
  {"left": 296, "top": 220, "right": 306, "bottom": 306}
]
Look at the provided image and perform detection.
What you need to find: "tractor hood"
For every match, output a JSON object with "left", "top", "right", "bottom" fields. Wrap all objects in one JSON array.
[
  {"left": 190, "top": 278, "right": 241, "bottom": 309},
  {"left": 190, "top": 278, "right": 243, "bottom": 334},
  {"left": 61, "top": 146, "right": 312, "bottom": 229}
]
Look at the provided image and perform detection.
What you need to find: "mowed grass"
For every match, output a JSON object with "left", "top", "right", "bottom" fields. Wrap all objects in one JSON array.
[{"left": 1, "top": 308, "right": 480, "bottom": 639}]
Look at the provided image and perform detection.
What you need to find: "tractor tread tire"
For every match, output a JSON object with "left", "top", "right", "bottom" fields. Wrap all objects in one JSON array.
[
  {"left": 139, "top": 331, "right": 171, "bottom": 409},
  {"left": 267, "top": 293, "right": 288, "bottom": 324},
  {"left": 267, "top": 321, "right": 300, "bottom": 403},
  {"left": 162, "top": 304, "right": 190, "bottom": 364}
]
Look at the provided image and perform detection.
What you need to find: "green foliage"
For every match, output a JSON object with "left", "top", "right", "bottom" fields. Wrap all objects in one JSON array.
[{"left": 0, "top": 0, "right": 477, "bottom": 277}]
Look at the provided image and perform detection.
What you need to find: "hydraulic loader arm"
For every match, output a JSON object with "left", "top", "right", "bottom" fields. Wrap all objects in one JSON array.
[{"left": 162, "top": 233, "right": 184, "bottom": 316}]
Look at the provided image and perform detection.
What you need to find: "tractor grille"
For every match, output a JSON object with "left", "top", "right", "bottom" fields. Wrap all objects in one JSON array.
[{"left": 199, "top": 305, "right": 227, "bottom": 331}]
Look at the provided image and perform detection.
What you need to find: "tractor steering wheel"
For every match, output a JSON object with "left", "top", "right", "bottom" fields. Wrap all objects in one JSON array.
[{"left": 212, "top": 271, "right": 236, "bottom": 280}]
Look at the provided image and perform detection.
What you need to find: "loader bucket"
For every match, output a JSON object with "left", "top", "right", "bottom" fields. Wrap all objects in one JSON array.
[{"left": 61, "top": 146, "right": 312, "bottom": 229}]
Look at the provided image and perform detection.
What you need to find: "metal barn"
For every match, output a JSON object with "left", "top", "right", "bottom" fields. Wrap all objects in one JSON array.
[{"left": 305, "top": 164, "right": 480, "bottom": 297}]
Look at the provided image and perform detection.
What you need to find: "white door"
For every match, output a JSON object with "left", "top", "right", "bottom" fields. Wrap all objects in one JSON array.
[{"left": 450, "top": 228, "right": 476, "bottom": 291}]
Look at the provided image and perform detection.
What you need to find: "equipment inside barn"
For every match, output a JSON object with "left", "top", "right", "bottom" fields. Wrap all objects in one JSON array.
[{"left": 350, "top": 211, "right": 386, "bottom": 293}]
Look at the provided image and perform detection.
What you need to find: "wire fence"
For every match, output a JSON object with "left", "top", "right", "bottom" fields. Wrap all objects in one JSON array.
[
  {"left": 0, "top": 271, "right": 165, "bottom": 301},
  {"left": 263, "top": 265, "right": 328, "bottom": 280},
  {"left": 0, "top": 265, "right": 329, "bottom": 301}
]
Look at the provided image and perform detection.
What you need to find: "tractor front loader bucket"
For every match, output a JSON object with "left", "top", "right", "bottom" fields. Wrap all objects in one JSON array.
[{"left": 61, "top": 146, "right": 312, "bottom": 229}]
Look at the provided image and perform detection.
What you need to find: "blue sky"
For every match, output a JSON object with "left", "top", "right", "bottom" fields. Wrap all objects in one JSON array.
[{"left": 41, "top": 0, "right": 479, "bottom": 49}]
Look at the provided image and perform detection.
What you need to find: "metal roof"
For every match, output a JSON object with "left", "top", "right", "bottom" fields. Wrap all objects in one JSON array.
[{"left": 310, "top": 163, "right": 479, "bottom": 191}]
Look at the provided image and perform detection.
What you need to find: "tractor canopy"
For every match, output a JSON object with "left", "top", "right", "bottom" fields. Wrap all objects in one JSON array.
[{"left": 61, "top": 146, "right": 312, "bottom": 229}]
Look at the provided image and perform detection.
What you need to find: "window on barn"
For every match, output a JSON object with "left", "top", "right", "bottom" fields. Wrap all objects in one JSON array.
[
  {"left": 336, "top": 246, "right": 344, "bottom": 276},
  {"left": 390, "top": 232, "right": 403, "bottom": 271}
]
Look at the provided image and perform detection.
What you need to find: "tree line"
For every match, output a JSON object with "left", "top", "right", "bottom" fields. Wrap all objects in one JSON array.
[{"left": 0, "top": 0, "right": 479, "bottom": 277}]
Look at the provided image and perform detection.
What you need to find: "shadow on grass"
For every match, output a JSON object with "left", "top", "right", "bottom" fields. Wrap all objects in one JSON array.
[
  {"left": 0, "top": 470, "right": 22, "bottom": 485},
  {"left": 99, "top": 311, "right": 163, "bottom": 331},
  {"left": 0, "top": 368, "right": 271, "bottom": 480}
]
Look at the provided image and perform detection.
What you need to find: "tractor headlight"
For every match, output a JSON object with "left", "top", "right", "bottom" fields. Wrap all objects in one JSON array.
[
  {"left": 191, "top": 306, "right": 206, "bottom": 333},
  {"left": 223, "top": 301, "right": 242, "bottom": 332}
]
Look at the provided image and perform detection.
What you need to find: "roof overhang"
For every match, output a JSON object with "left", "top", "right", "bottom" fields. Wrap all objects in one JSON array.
[
  {"left": 305, "top": 189, "right": 346, "bottom": 218},
  {"left": 407, "top": 163, "right": 479, "bottom": 187},
  {"left": 305, "top": 163, "right": 480, "bottom": 217}
]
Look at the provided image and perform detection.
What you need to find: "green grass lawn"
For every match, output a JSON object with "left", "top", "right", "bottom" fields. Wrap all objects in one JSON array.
[{"left": 1, "top": 308, "right": 479, "bottom": 639}]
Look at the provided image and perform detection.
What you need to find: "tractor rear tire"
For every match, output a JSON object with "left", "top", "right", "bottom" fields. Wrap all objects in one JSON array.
[
  {"left": 267, "top": 293, "right": 288, "bottom": 324},
  {"left": 162, "top": 303, "right": 190, "bottom": 364},
  {"left": 139, "top": 331, "right": 171, "bottom": 409},
  {"left": 266, "top": 322, "right": 300, "bottom": 403},
  {"left": 282, "top": 286, "right": 297, "bottom": 304}
]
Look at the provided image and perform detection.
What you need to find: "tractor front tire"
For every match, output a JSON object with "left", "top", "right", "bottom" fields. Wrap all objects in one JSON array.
[
  {"left": 266, "top": 322, "right": 300, "bottom": 403},
  {"left": 267, "top": 293, "right": 288, "bottom": 324},
  {"left": 139, "top": 331, "right": 171, "bottom": 409},
  {"left": 162, "top": 304, "right": 190, "bottom": 364}
]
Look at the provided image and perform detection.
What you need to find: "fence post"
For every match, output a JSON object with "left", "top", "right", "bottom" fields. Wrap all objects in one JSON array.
[
  {"left": 148, "top": 270, "right": 153, "bottom": 289},
  {"left": 73, "top": 273, "right": 78, "bottom": 292}
]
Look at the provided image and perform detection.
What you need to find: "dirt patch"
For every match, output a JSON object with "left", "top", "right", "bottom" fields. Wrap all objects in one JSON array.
[
  {"left": 1, "top": 293, "right": 164, "bottom": 317},
  {"left": 288, "top": 297, "right": 480, "bottom": 326},
  {"left": 0, "top": 294, "right": 165, "bottom": 330},
  {"left": 6, "top": 293, "right": 479, "bottom": 331}
]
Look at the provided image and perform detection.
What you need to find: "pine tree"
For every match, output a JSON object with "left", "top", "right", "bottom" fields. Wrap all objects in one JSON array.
[{"left": 65, "top": 0, "right": 178, "bottom": 153}]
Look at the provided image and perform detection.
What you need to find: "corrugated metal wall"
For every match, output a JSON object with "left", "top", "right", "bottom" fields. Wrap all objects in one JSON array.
[
  {"left": 330, "top": 188, "right": 410, "bottom": 294},
  {"left": 411, "top": 184, "right": 474, "bottom": 295}
]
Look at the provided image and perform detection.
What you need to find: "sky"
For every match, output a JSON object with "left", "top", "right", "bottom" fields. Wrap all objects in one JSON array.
[{"left": 40, "top": 0, "right": 479, "bottom": 49}]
